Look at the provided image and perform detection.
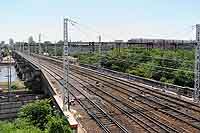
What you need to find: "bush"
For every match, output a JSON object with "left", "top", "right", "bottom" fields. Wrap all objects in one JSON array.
[
  {"left": 11, "top": 80, "right": 25, "bottom": 90},
  {"left": 0, "top": 121, "right": 42, "bottom": 133},
  {"left": 11, "top": 84, "right": 17, "bottom": 90},
  {"left": 0, "top": 99, "right": 72, "bottom": 132},
  {"left": 18, "top": 99, "right": 53, "bottom": 130},
  {"left": 46, "top": 115, "right": 72, "bottom": 133}
]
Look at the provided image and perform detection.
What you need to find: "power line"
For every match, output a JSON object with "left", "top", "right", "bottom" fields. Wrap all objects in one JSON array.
[
  {"left": 70, "top": 24, "right": 95, "bottom": 41},
  {"left": 67, "top": 18, "right": 116, "bottom": 41}
]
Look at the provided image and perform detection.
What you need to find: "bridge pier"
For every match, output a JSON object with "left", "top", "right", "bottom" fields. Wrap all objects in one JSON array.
[
  {"left": 24, "top": 69, "right": 42, "bottom": 93},
  {"left": 13, "top": 53, "right": 43, "bottom": 94}
]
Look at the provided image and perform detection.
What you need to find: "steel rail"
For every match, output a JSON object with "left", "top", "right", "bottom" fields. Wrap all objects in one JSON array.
[
  {"left": 35, "top": 57, "right": 180, "bottom": 133},
  {"left": 27, "top": 55, "right": 156, "bottom": 133},
  {"left": 15, "top": 52, "right": 198, "bottom": 132},
  {"left": 68, "top": 66, "right": 200, "bottom": 131},
  {"left": 32, "top": 53, "right": 200, "bottom": 111},
  {"left": 25, "top": 55, "right": 130, "bottom": 133}
]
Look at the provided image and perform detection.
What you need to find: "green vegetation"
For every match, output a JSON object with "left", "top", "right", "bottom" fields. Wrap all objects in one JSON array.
[
  {"left": 0, "top": 99, "right": 72, "bottom": 133},
  {"left": 0, "top": 120, "right": 42, "bottom": 133},
  {"left": 11, "top": 80, "right": 26, "bottom": 90},
  {"left": 74, "top": 48, "right": 194, "bottom": 87},
  {"left": 47, "top": 46, "right": 63, "bottom": 56},
  {"left": 0, "top": 80, "right": 26, "bottom": 92}
]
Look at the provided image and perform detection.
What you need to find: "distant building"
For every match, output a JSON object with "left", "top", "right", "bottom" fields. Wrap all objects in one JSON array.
[
  {"left": 128, "top": 38, "right": 194, "bottom": 44},
  {"left": 9, "top": 38, "right": 14, "bottom": 45},
  {"left": 0, "top": 41, "right": 5, "bottom": 45},
  {"left": 28, "top": 36, "right": 35, "bottom": 44},
  {"left": 114, "top": 40, "right": 124, "bottom": 43}
]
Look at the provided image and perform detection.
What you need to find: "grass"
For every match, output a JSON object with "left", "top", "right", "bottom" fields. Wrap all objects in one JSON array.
[
  {"left": 0, "top": 80, "right": 26, "bottom": 92},
  {"left": 11, "top": 80, "right": 26, "bottom": 90}
]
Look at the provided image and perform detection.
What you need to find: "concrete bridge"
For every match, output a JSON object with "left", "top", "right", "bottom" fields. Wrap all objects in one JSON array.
[
  {"left": 10, "top": 50, "right": 200, "bottom": 133},
  {"left": 12, "top": 51, "right": 79, "bottom": 132}
]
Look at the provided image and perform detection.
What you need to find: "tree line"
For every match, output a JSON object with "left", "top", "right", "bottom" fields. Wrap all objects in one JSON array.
[{"left": 74, "top": 48, "right": 194, "bottom": 88}]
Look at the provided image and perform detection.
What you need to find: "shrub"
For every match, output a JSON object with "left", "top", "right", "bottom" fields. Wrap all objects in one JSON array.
[
  {"left": 18, "top": 99, "right": 53, "bottom": 130},
  {"left": 46, "top": 115, "right": 72, "bottom": 133},
  {"left": 0, "top": 121, "right": 42, "bottom": 133},
  {"left": 0, "top": 99, "right": 72, "bottom": 132},
  {"left": 11, "top": 84, "right": 17, "bottom": 90}
]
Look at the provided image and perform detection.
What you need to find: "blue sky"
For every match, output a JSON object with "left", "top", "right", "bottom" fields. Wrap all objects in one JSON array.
[{"left": 0, "top": 0, "right": 200, "bottom": 42}]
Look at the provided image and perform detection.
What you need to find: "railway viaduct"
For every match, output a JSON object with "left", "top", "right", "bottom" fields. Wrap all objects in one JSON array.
[{"left": 10, "top": 50, "right": 200, "bottom": 133}]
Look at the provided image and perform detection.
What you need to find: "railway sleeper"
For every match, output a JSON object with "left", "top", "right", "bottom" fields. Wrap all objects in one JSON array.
[
  {"left": 192, "top": 121, "right": 200, "bottom": 126},
  {"left": 102, "top": 121, "right": 115, "bottom": 127},
  {"left": 95, "top": 113, "right": 108, "bottom": 119},
  {"left": 71, "top": 70, "right": 179, "bottom": 132},
  {"left": 81, "top": 105, "right": 94, "bottom": 110},
  {"left": 161, "top": 109, "right": 200, "bottom": 129},
  {"left": 26, "top": 56, "right": 130, "bottom": 133},
  {"left": 131, "top": 97, "right": 166, "bottom": 110},
  {"left": 148, "top": 97, "right": 186, "bottom": 111},
  {"left": 99, "top": 118, "right": 114, "bottom": 126},
  {"left": 140, "top": 96, "right": 200, "bottom": 123},
  {"left": 34, "top": 56, "right": 198, "bottom": 132}
]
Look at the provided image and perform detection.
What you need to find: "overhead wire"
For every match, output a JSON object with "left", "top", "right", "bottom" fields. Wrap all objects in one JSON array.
[
  {"left": 67, "top": 18, "right": 195, "bottom": 75},
  {"left": 68, "top": 18, "right": 116, "bottom": 41}
]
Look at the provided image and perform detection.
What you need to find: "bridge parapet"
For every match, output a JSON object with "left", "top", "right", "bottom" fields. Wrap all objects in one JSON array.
[{"left": 81, "top": 64, "right": 195, "bottom": 99}]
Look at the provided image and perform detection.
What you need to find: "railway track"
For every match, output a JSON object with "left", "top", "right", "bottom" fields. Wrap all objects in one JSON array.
[
  {"left": 38, "top": 55, "right": 200, "bottom": 113},
  {"left": 48, "top": 60, "right": 200, "bottom": 132},
  {"left": 69, "top": 72, "right": 180, "bottom": 133},
  {"left": 70, "top": 70, "right": 199, "bottom": 132},
  {"left": 27, "top": 55, "right": 172, "bottom": 132},
  {"left": 34, "top": 54, "right": 200, "bottom": 110},
  {"left": 18, "top": 53, "right": 200, "bottom": 132},
  {"left": 26, "top": 56, "right": 130, "bottom": 133},
  {"left": 69, "top": 66, "right": 200, "bottom": 129}
]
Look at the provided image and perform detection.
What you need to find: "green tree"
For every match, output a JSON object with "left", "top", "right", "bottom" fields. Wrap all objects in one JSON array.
[
  {"left": 18, "top": 99, "right": 53, "bottom": 130},
  {"left": 74, "top": 48, "right": 195, "bottom": 87},
  {"left": 46, "top": 115, "right": 71, "bottom": 133}
]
